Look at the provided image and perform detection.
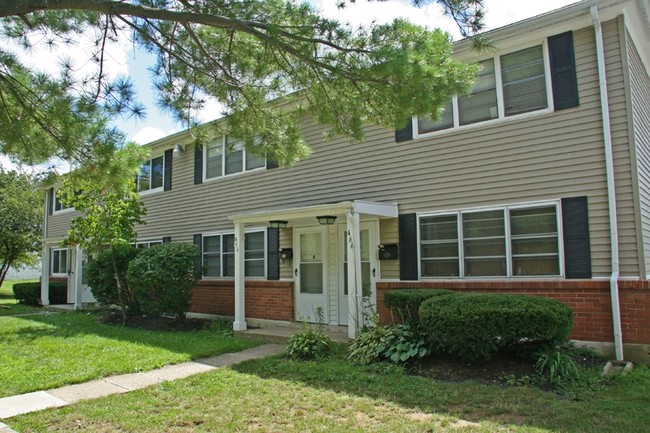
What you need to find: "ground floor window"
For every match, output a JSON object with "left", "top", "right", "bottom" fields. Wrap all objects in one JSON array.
[
  {"left": 50, "top": 248, "right": 68, "bottom": 276},
  {"left": 135, "top": 240, "right": 163, "bottom": 249},
  {"left": 202, "top": 231, "right": 265, "bottom": 278},
  {"left": 419, "top": 202, "right": 561, "bottom": 278}
]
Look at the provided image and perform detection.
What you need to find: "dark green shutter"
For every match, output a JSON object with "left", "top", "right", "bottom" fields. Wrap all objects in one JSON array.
[
  {"left": 267, "top": 227, "right": 280, "bottom": 280},
  {"left": 562, "top": 196, "right": 592, "bottom": 278},
  {"left": 549, "top": 31, "right": 579, "bottom": 110},
  {"left": 194, "top": 144, "right": 203, "bottom": 184},
  {"left": 395, "top": 120, "right": 414, "bottom": 142},
  {"left": 266, "top": 159, "right": 279, "bottom": 170},
  {"left": 47, "top": 187, "right": 54, "bottom": 216},
  {"left": 193, "top": 234, "right": 203, "bottom": 277},
  {"left": 163, "top": 149, "right": 173, "bottom": 191},
  {"left": 162, "top": 236, "right": 171, "bottom": 244},
  {"left": 399, "top": 213, "right": 419, "bottom": 280}
]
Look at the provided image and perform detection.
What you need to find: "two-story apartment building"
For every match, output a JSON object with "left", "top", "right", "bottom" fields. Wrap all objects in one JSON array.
[{"left": 41, "top": 0, "right": 650, "bottom": 362}]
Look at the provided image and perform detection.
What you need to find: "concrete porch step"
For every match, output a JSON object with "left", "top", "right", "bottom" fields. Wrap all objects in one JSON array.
[{"left": 236, "top": 325, "right": 350, "bottom": 344}]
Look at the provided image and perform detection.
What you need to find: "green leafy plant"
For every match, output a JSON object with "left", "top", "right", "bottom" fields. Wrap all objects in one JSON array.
[
  {"left": 86, "top": 245, "right": 140, "bottom": 312},
  {"left": 535, "top": 350, "right": 579, "bottom": 383},
  {"left": 383, "top": 289, "right": 455, "bottom": 324},
  {"left": 127, "top": 243, "right": 199, "bottom": 322},
  {"left": 348, "top": 318, "right": 430, "bottom": 366},
  {"left": 419, "top": 293, "right": 574, "bottom": 362},
  {"left": 287, "top": 308, "right": 332, "bottom": 360}
]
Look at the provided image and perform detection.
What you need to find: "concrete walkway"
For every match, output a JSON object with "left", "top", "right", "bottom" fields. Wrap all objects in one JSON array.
[{"left": 0, "top": 344, "right": 285, "bottom": 431}]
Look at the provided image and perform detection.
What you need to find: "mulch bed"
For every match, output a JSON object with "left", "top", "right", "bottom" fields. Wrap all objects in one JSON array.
[{"left": 99, "top": 311, "right": 210, "bottom": 332}]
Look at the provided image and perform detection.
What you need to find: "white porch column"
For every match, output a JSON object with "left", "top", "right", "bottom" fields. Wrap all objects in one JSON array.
[
  {"left": 346, "top": 210, "right": 362, "bottom": 339},
  {"left": 73, "top": 245, "right": 83, "bottom": 310},
  {"left": 40, "top": 244, "right": 50, "bottom": 306},
  {"left": 233, "top": 222, "right": 247, "bottom": 331}
]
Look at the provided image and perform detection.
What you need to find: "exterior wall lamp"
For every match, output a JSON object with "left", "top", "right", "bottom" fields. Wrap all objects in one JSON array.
[
  {"left": 269, "top": 220, "right": 288, "bottom": 229},
  {"left": 173, "top": 144, "right": 185, "bottom": 154},
  {"left": 316, "top": 215, "right": 337, "bottom": 225}
]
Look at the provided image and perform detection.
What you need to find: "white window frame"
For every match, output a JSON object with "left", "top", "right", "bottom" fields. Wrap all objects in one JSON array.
[
  {"left": 52, "top": 188, "right": 73, "bottom": 214},
  {"left": 203, "top": 136, "right": 266, "bottom": 182},
  {"left": 50, "top": 247, "right": 69, "bottom": 277},
  {"left": 414, "top": 40, "right": 555, "bottom": 139},
  {"left": 135, "top": 240, "right": 163, "bottom": 249},
  {"left": 202, "top": 229, "right": 267, "bottom": 279},
  {"left": 418, "top": 200, "right": 564, "bottom": 279},
  {"left": 136, "top": 155, "right": 165, "bottom": 195}
]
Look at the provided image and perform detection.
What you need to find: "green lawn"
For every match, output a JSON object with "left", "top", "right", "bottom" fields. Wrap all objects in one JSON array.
[
  {"left": 8, "top": 347, "right": 650, "bottom": 433},
  {"left": 0, "top": 279, "right": 43, "bottom": 316},
  {"left": 0, "top": 311, "right": 260, "bottom": 398}
]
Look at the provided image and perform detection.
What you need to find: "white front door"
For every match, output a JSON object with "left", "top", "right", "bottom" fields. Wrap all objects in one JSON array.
[
  {"left": 294, "top": 227, "right": 328, "bottom": 322},
  {"left": 339, "top": 221, "right": 378, "bottom": 326},
  {"left": 69, "top": 248, "right": 96, "bottom": 306}
]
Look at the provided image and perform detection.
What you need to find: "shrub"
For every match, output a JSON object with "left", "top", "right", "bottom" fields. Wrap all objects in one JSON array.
[
  {"left": 420, "top": 293, "right": 574, "bottom": 362},
  {"left": 127, "top": 243, "right": 199, "bottom": 321},
  {"left": 13, "top": 282, "right": 41, "bottom": 306},
  {"left": 86, "top": 244, "right": 140, "bottom": 312},
  {"left": 384, "top": 289, "right": 455, "bottom": 323},
  {"left": 535, "top": 349, "right": 579, "bottom": 383},
  {"left": 13, "top": 281, "right": 69, "bottom": 306},
  {"left": 348, "top": 322, "right": 430, "bottom": 365}
]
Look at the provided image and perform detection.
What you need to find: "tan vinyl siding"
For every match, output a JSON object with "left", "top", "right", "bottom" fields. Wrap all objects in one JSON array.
[
  {"left": 46, "top": 20, "right": 640, "bottom": 279},
  {"left": 46, "top": 210, "right": 79, "bottom": 240},
  {"left": 627, "top": 31, "right": 650, "bottom": 277}
]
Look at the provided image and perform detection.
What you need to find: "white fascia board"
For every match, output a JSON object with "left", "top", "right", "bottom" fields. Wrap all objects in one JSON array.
[
  {"left": 453, "top": 0, "right": 629, "bottom": 61},
  {"left": 229, "top": 200, "right": 398, "bottom": 225}
]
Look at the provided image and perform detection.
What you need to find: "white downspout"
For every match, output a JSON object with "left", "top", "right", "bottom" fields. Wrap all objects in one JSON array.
[
  {"left": 40, "top": 191, "right": 50, "bottom": 306},
  {"left": 591, "top": 5, "right": 624, "bottom": 361}
]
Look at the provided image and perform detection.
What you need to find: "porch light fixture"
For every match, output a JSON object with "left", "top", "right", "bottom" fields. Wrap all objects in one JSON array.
[
  {"left": 173, "top": 144, "right": 185, "bottom": 154},
  {"left": 316, "top": 215, "right": 337, "bottom": 225},
  {"left": 269, "top": 220, "right": 288, "bottom": 229}
]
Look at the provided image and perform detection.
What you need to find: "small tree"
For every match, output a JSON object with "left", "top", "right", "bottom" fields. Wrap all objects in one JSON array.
[
  {"left": 86, "top": 244, "right": 140, "bottom": 312},
  {"left": 61, "top": 143, "right": 147, "bottom": 325},
  {"left": 127, "top": 243, "right": 199, "bottom": 322},
  {"left": 0, "top": 170, "right": 42, "bottom": 288}
]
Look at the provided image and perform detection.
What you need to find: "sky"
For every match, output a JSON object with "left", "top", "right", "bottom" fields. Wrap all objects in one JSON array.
[{"left": 1, "top": 0, "right": 581, "bottom": 170}]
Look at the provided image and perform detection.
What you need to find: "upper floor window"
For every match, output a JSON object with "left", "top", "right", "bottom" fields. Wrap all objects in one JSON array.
[
  {"left": 416, "top": 43, "right": 550, "bottom": 135},
  {"left": 202, "top": 230, "right": 265, "bottom": 278},
  {"left": 205, "top": 136, "right": 266, "bottom": 181},
  {"left": 419, "top": 202, "right": 561, "bottom": 278},
  {"left": 51, "top": 248, "right": 68, "bottom": 276},
  {"left": 53, "top": 189, "right": 71, "bottom": 213},
  {"left": 137, "top": 156, "right": 164, "bottom": 193}
]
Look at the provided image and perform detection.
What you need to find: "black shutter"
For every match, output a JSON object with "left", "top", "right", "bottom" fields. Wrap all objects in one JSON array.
[
  {"left": 395, "top": 119, "right": 414, "bottom": 142},
  {"left": 162, "top": 236, "right": 171, "bottom": 244},
  {"left": 399, "top": 213, "right": 419, "bottom": 280},
  {"left": 562, "top": 196, "right": 592, "bottom": 279},
  {"left": 193, "top": 234, "right": 203, "bottom": 277},
  {"left": 266, "top": 159, "right": 279, "bottom": 170},
  {"left": 549, "top": 31, "right": 579, "bottom": 110},
  {"left": 47, "top": 187, "right": 54, "bottom": 216},
  {"left": 267, "top": 227, "right": 280, "bottom": 280},
  {"left": 163, "top": 149, "right": 173, "bottom": 191},
  {"left": 194, "top": 143, "right": 203, "bottom": 184}
]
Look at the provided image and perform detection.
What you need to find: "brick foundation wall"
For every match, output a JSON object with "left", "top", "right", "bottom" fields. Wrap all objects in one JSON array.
[
  {"left": 377, "top": 280, "right": 650, "bottom": 345},
  {"left": 48, "top": 276, "right": 67, "bottom": 283},
  {"left": 190, "top": 280, "right": 294, "bottom": 321}
]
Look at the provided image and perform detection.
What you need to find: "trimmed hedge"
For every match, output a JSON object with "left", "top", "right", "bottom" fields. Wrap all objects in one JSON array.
[
  {"left": 420, "top": 293, "right": 574, "bottom": 362},
  {"left": 86, "top": 245, "right": 140, "bottom": 311},
  {"left": 13, "top": 281, "right": 67, "bottom": 306},
  {"left": 384, "top": 289, "right": 455, "bottom": 323}
]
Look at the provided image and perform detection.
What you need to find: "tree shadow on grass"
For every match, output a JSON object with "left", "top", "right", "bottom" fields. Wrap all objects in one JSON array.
[{"left": 231, "top": 351, "right": 648, "bottom": 433}]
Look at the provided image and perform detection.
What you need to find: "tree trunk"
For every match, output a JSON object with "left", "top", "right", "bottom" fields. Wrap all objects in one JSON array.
[{"left": 109, "top": 251, "right": 127, "bottom": 327}]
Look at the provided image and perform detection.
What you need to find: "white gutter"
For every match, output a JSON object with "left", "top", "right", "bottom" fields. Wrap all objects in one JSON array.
[{"left": 591, "top": 5, "right": 624, "bottom": 361}]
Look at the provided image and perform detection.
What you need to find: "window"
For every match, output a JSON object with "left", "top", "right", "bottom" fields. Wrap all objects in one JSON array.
[
  {"left": 416, "top": 43, "right": 550, "bottom": 135},
  {"left": 204, "top": 135, "right": 266, "bottom": 180},
  {"left": 53, "top": 189, "right": 71, "bottom": 212},
  {"left": 135, "top": 240, "right": 163, "bottom": 249},
  {"left": 202, "top": 231, "right": 265, "bottom": 278},
  {"left": 137, "top": 156, "right": 164, "bottom": 192},
  {"left": 51, "top": 248, "right": 68, "bottom": 276},
  {"left": 419, "top": 203, "right": 560, "bottom": 278}
]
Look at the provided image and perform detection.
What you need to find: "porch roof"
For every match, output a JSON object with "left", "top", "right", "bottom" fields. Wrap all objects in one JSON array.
[{"left": 228, "top": 200, "right": 398, "bottom": 225}]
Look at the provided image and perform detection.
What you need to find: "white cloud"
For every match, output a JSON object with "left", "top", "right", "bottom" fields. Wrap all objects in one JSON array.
[{"left": 131, "top": 127, "right": 170, "bottom": 145}]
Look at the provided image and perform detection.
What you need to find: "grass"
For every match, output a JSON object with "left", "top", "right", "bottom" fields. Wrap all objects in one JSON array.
[
  {"left": 0, "top": 311, "right": 260, "bottom": 398},
  {"left": 0, "top": 279, "right": 42, "bottom": 316},
  {"left": 8, "top": 346, "right": 650, "bottom": 433}
]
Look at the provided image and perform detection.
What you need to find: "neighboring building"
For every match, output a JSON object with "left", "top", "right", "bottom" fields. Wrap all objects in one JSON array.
[{"left": 41, "top": 0, "right": 650, "bottom": 362}]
